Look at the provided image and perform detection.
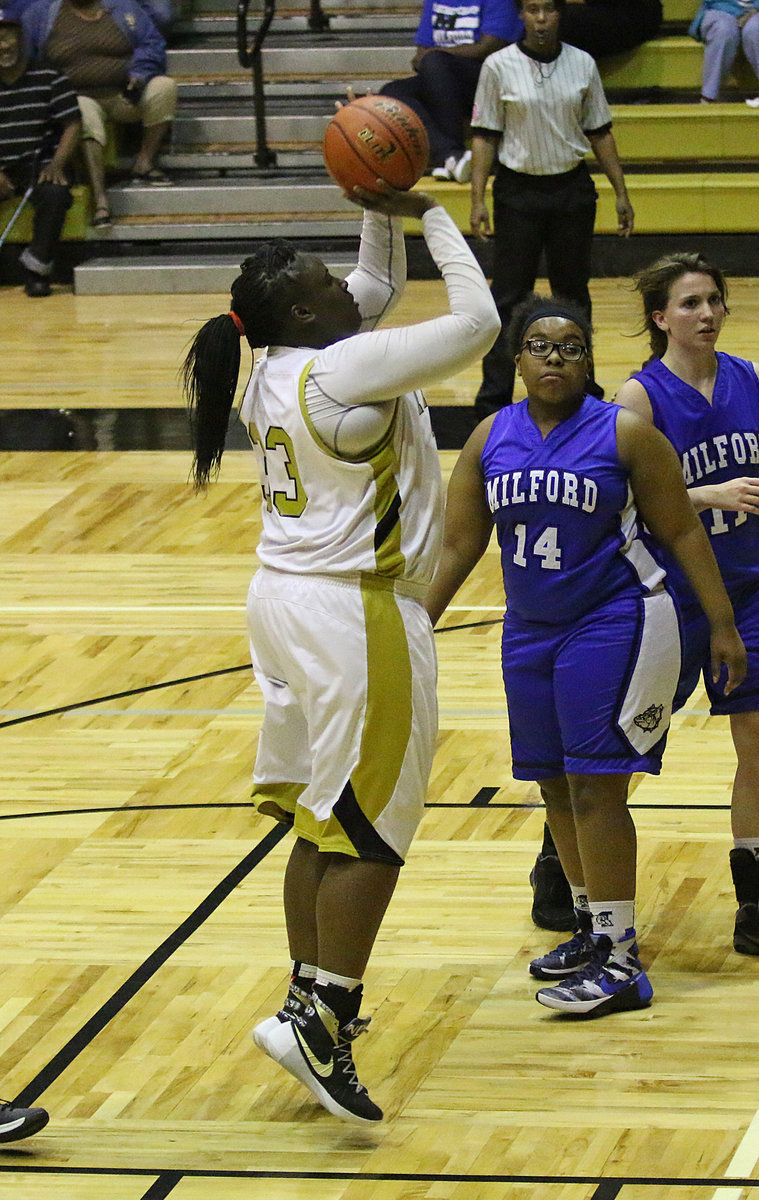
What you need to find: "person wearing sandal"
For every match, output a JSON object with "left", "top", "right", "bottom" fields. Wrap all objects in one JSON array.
[
  {"left": 22, "top": 0, "right": 176, "bottom": 227},
  {"left": 0, "top": 1, "right": 81, "bottom": 295}
]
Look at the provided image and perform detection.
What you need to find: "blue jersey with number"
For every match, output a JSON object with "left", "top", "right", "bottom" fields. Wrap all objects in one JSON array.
[
  {"left": 481, "top": 395, "right": 666, "bottom": 625},
  {"left": 632, "top": 353, "right": 759, "bottom": 606}
]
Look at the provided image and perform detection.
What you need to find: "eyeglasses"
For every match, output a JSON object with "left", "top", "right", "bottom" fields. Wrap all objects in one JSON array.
[{"left": 521, "top": 338, "right": 587, "bottom": 363}]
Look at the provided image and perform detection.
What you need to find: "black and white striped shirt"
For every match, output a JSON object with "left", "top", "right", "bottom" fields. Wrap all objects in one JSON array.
[
  {"left": 471, "top": 41, "right": 612, "bottom": 175},
  {"left": 0, "top": 66, "right": 80, "bottom": 170}
]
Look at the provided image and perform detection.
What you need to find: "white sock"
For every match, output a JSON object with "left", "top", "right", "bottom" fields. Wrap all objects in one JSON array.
[
  {"left": 734, "top": 839, "right": 759, "bottom": 861},
  {"left": 588, "top": 900, "right": 636, "bottom": 952},
  {"left": 291, "top": 960, "right": 317, "bottom": 986},
  {"left": 315, "top": 968, "right": 362, "bottom": 992},
  {"left": 570, "top": 884, "right": 589, "bottom": 914}
]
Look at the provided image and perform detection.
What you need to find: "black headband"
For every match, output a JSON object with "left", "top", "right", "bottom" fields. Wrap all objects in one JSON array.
[{"left": 518, "top": 303, "right": 587, "bottom": 346}]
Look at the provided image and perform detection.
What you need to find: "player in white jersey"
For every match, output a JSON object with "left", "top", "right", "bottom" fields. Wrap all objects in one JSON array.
[{"left": 182, "top": 182, "right": 500, "bottom": 1122}]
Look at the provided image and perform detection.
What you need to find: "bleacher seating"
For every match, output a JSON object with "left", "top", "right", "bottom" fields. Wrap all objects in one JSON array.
[{"left": 4, "top": 0, "right": 759, "bottom": 292}]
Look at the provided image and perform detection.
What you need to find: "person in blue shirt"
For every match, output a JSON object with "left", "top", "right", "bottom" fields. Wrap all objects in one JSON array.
[
  {"left": 379, "top": 0, "right": 522, "bottom": 182},
  {"left": 426, "top": 292, "right": 745, "bottom": 1017},
  {"left": 617, "top": 251, "right": 759, "bottom": 956}
]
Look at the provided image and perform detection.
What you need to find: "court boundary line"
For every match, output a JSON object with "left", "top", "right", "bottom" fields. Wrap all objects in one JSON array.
[
  {"left": 0, "top": 1165, "right": 757, "bottom": 1189},
  {"left": 0, "top": 620, "right": 501, "bottom": 731},
  {"left": 0, "top": 799, "right": 733, "bottom": 823},
  {"left": 10, "top": 823, "right": 288, "bottom": 1109}
]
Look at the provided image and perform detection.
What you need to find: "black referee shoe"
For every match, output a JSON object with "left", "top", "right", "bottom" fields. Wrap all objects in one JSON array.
[
  {"left": 530, "top": 852, "right": 575, "bottom": 932},
  {"left": 0, "top": 1099, "right": 49, "bottom": 1142}
]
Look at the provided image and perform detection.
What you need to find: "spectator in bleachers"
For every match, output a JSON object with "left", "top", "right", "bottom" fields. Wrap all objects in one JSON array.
[
  {"left": 22, "top": 0, "right": 177, "bottom": 227},
  {"left": 559, "top": 0, "right": 662, "bottom": 60},
  {"left": 379, "top": 0, "right": 523, "bottom": 183},
  {"left": 689, "top": 0, "right": 759, "bottom": 105},
  {"left": 0, "top": 0, "right": 80, "bottom": 295}
]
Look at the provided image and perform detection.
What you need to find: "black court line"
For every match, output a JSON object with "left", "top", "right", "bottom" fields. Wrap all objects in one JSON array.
[
  {"left": 0, "top": 801, "right": 258, "bottom": 822},
  {"left": 139, "top": 1172, "right": 183, "bottom": 1199},
  {"left": 1, "top": 1166, "right": 758, "bottom": 1188},
  {"left": 11, "top": 822, "right": 288, "bottom": 1108},
  {"left": 0, "top": 665, "right": 251, "bottom": 729},
  {"left": 591, "top": 1183, "right": 624, "bottom": 1200},
  {"left": 437, "top": 617, "right": 502, "bottom": 633},
  {"left": 0, "top": 617, "right": 498, "bottom": 732},
  {"left": 0, "top": 799, "right": 733, "bottom": 825},
  {"left": 470, "top": 787, "right": 501, "bottom": 806}
]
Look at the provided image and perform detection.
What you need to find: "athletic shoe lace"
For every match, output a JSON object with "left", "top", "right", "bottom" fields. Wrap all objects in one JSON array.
[{"left": 335, "top": 1017, "right": 371, "bottom": 1095}]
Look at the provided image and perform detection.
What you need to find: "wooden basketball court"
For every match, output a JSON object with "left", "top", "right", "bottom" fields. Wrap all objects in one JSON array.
[{"left": 2, "top": 276, "right": 759, "bottom": 1198}]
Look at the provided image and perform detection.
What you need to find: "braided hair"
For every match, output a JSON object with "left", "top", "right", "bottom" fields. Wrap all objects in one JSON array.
[{"left": 182, "top": 240, "right": 302, "bottom": 487}]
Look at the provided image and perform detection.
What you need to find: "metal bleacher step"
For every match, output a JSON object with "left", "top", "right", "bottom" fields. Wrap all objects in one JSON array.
[
  {"left": 175, "top": 11, "right": 417, "bottom": 36},
  {"left": 167, "top": 41, "right": 410, "bottom": 81},
  {"left": 74, "top": 250, "right": 356, "bottom": 294},
  {"left": 105, "top": 176, "right": 356, "bottom": 221}
]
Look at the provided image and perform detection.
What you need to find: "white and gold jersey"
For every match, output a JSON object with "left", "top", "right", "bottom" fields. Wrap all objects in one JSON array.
[{"left": 238, "top": 205, "right": 500, "bottom": 587}]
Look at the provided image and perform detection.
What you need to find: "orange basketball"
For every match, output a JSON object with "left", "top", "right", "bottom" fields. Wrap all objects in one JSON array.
[{"left": 323, "top": 95, "right": 429, "bottom": 194}]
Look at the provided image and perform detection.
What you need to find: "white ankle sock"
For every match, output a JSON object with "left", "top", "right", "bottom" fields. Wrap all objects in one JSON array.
[
  {"left": 588, "top": 900, "right": 636, "bottom": 951},
  {"left": 315, "top": 968, "right": 362, "bottom": 991},
  {"left": 570, "top": 885, "right": 589, "bottom": 914}
]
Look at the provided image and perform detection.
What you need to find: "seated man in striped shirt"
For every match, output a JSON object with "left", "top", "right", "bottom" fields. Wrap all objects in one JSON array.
[{"left": 0, "top": 0, "right": 80, "bottom": 296}]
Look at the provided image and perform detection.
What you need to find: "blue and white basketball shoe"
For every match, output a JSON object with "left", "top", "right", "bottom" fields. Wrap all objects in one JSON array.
[{"left": 535, "top": 935, "right": 653, "bottom": 1016}]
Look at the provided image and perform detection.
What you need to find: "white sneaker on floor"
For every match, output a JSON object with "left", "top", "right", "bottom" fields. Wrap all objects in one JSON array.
[
  {"left": 431, "top": 155, "right": 456, "bottom": 180},
  {"left": 431, "top": 150, "right": 472, "bottom": 183},
  {"left": 451, "top": 149, "right": 472, "bottom": 183}
]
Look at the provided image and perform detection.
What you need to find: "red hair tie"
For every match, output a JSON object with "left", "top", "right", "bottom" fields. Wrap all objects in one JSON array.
[{"left": 228, "top": 310, "right": 245, "bottom": 337}]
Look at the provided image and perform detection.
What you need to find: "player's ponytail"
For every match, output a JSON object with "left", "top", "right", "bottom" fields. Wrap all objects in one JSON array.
[
  {"left": 182, "top": 313, "right": 242, "bottom": 488},
  {"left": 183, "top": 240, "right": 303, "bottom": 488}
]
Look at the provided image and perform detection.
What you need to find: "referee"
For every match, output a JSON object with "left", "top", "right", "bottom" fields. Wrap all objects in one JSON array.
[{"left": 469, "top": 0, "right": 633, "bottom": 417}]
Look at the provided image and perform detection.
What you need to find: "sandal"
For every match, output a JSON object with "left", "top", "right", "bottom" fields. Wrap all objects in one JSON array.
[
  {"left": 91, "top": 205, "right": 112, "bottom": 228},
  {"left": 131, "top": 167, "right": 172, "bottom": 186}
]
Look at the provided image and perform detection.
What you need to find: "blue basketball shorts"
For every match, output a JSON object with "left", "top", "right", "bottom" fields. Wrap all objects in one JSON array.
[
  {"left": 501, "top": 589, "right": 681, "bottom": 781},
  {"left": 674, "top": 582, "right": 759, "bottom": 716}
]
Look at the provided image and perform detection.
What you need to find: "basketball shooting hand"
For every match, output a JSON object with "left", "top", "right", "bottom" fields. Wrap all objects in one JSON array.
[
  {"left": 334, "top": 88, "right": 372, "bottom": 109},
  {"left": 711, "top": 623, "right": 747, "bottom": 695},
  {"left": 348, "top": 182, "right": 437, "bottom": 219}
]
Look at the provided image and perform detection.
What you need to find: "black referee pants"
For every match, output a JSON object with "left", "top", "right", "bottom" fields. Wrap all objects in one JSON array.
[{"left": 475, "top": 164, "right": 597, "bottom": 419}]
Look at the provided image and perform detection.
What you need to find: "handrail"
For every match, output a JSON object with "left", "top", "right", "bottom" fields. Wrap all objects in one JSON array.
[{"left": 236, "top": 0, "right": 278, "bottom": 169}]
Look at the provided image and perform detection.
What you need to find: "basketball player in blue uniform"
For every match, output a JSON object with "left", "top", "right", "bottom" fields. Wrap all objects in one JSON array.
[
  {"left": 426, "top": 294, "right": 745, "bottom": 1016},
  {"left": 616, "top": 252, "right": 759, "bottom": 956}
]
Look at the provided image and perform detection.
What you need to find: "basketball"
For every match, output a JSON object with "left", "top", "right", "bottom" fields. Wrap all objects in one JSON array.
[{"left": 323, "top": 95, "right": 429, "bottom": 194}]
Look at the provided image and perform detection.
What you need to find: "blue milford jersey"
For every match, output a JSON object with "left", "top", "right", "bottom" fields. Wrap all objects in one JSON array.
[
  {"left": 481, "top": 396, "right": 665, "bottom": 624},
  {"left": 632, "top": 353, "right": 759, "bottom": 604}
]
